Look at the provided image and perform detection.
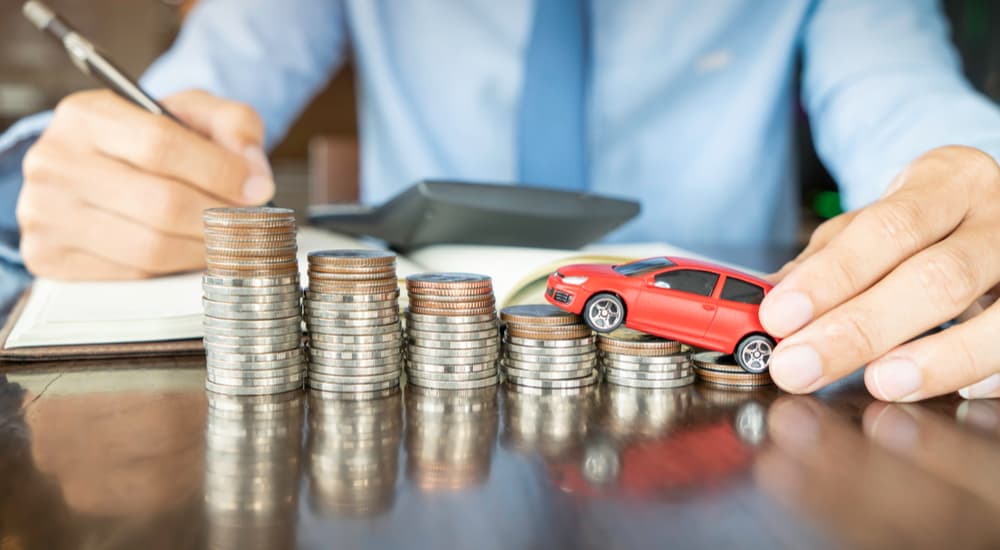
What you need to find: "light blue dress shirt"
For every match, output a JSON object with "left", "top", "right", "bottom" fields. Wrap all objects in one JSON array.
[{"left": 1, "top": 0, "right": 999, "bottom": 266}]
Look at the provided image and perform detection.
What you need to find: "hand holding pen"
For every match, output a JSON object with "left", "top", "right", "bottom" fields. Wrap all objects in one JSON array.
[{"left": 18, "top": 1, "right": 274, "bottom": 281}]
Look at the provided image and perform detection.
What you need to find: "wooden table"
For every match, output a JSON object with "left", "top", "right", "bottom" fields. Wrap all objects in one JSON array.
[{"left": 1, "top": 356, "right": 997, "bottom": 550}]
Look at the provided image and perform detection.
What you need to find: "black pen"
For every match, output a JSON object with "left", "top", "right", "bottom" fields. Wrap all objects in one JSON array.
[{"left": 21, "top": 0, "right": 186, "bottom": 127}]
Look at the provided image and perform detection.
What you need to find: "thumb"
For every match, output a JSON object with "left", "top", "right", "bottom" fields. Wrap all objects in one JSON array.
[{"left": 161, "top": 89, "right": 274, "bottom": 205}]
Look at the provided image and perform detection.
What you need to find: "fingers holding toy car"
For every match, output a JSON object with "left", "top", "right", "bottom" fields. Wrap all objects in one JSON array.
[{"left": 760, "top": 146, "right": 1000, "bottom": 402}]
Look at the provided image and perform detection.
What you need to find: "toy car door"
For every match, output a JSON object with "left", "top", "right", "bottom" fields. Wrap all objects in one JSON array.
[{"left": 638, "top": 269, "right": 720, "bottom": 339}]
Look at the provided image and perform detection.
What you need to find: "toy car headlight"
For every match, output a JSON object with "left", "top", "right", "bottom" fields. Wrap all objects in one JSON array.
[{"left": 561, "top": 276, "right": 588, "bottom": 285}]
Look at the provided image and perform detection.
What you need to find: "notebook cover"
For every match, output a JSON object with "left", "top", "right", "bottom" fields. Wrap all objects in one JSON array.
[{"left": 0, "top": 286, "right": 205, "bottom": 364}]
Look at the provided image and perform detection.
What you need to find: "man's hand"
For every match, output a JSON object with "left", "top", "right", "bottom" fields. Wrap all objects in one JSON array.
[
  {"left": 760, "top": 145, "right": 1000, "bottom": 401},
  {"left": 17, "top": 89, "right": 274, "bottom": 280}
]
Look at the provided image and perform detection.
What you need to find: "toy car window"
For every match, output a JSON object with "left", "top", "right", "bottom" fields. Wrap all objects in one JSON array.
[
  {"left": 721, "top": 278, "right": 765, "bottom": 304},
  {"left": 653, "top": 270, "right": 719, "bottom": 297},
  {"left": 613, "top": 257, "right": 675, "bottom": 277}
]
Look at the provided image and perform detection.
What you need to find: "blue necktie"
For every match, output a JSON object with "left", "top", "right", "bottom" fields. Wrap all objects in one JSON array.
[{"left": 516, "top": 0, "right": 589, "bottom": 191}]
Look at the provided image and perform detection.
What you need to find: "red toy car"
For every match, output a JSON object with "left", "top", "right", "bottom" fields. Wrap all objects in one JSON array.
[{"left": 545, "top": 256, "right": 777, "bottom": 373}]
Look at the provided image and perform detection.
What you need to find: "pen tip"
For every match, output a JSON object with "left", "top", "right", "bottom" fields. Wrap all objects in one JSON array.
[{"left": 22, "top": 1, "right": 54, "bottom": 30}]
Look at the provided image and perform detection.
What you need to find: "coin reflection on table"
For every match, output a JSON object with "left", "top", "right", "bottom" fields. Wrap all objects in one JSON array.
[
  {"left": 307, "top": 387, "right": 403, "bottom": 517},
  {"left": 204, "top": 390, "right": 304, "bottom": 550},
  {"left": 501, "top": 382, "right": 597, "bottom": 460},
  {"left": 404, "top": 384, "right": 499, "bottom": 491},
  {"left": 599, "top": 383, "right": 695, "bottom": 440}
]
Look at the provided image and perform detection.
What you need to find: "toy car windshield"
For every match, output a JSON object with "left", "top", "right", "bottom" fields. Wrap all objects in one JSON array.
[{"left": 612, "top": 257, "right": 675, "bottom": 277}]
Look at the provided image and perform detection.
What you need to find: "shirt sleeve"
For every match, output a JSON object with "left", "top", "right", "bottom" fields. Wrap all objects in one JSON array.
[
  {"left": 140, "top": 0, "right": 348, "bottom": 149},
  {"left": 802, "top": 0, "right": 1000, "bottom": 210}
]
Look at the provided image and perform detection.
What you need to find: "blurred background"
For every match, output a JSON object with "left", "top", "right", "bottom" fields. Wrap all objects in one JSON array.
[{"left": 1, "top": 0, "right": 997, "bottom": 244}]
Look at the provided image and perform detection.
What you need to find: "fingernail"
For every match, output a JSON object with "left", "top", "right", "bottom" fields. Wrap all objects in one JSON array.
[
  {"left": 869, "top": 405, "right": 919, "bottom": 452},
  {"left": 760, "top": 291, "right": 814, "bottom": 337},
  {"left": 242, "top": 146, "right": 275, "bottom": 204},
  {"left": 958, "top": 373, "right": 1000, "bottom": 400},
  {"left": 870, "top": 358, "right": 922, "bottom": 401},
  {"left": 770, "top": 345, "right": 823, "bottom": 392}
]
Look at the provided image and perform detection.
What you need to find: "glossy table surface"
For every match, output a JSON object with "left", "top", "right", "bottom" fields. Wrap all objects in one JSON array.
[{"left": 1, "top": 358, "right": 998, "bottom": 550}]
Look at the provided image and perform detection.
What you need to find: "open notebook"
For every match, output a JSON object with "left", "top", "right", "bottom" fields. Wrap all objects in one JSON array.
[{"left": 0, "top": 227, "right": 710, "bottom": 361}]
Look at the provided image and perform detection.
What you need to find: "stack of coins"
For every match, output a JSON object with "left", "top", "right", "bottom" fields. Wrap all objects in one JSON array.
[
  {"left": 202, "top": 207, "right": 305, "bottom": 395},
  {"left": 500, "top": 305, "right": 599, "bottom": 390},
  {"left": 598, "top": 329, "right": 694, "bottom": 389},
  {"left": 204, "top": 391, "right": 303, "bottom": 550},
  {"left": 404, "top": 273, "right": 500, "bottom": 390},
  {"left": 502, "top": 383, "right": 597, "bottom": 460},
  {"left": 405, "top": 385, "right": 499, "bottom": 490},
  {"left": 307, "top": 388, "right": 403, "bottom": 517},
  {"left": 692, "top": 351, "right": 773, "bottom": 388},
  {"left": 599, "top": 383, "right": 695, "bottom": 439},
  {"left": 304, "top": 250, "right": 403, "bottom": 393}
]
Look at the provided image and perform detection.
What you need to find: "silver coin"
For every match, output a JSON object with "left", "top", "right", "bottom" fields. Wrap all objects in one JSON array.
[
  {"left": 407, "top": 337, "right": 498, "bottom": 351},
  {"left": 404, "top": 360, "right": 497, "bottom": 375},
  {"left": 404, "top": 327, "right": 499, "bottom": 342},
  {"left": 307, "top": 362, "right": 401, "bottom": 377},
  {"left": 203, "top": 314, "right": 301, "bottom": 329},
  {"left": 308, "top": 378, "right": 400, "bottom": 393},
  {"left": 309, "top": 355, "right": 403, "bottom": 369},
  {"left": 204, "top": 341, "right": 302, "bottom": 355},
  {"left": 501, "top": 380, "right": 598, "bottom": 397},
  {"left": 506, "top": 352, "right": 597, "bottom": 363},
  {"left": 306, "top": 317, "right": 401, "bottom": 329},
  {"left": 505, "top": 371, "right": 599, "bottom": 389},
  {"left": 604, "top": 373, "right": 695, "bottom": 389},
  {"left": 304, "top": 306, "right": 399, "bottom": 321},
  {"left": 307, "top": 347, "right": 402, "bottom": 360},
  {"left": 205, "top": 353, "right": 306, "bottom": 370},
  {"left": 203, "top": 332, "right": 302, "bottom": 347},
  {"left": 308, "top": 328, "right": 402, "bottom": 342},
  {"left": 202, "top": 328, "right": 303, "bottom": 341},
  {"left": 402, "top": 368, "right": 497, "bottom": 382},
  {"left": 201, "top": 285, "right": 302, "bottom": 303},
  {"left": 600, "top": 351, "right": 692, "bottom": 365},
  {"left": 405, "top": 351, "right": 498, "bottom": 366},
  {"left": 207, "top": 370, "right": 305, "bottom": 387},
  {"left": 603, "top": 366, "right": 692, "bottom": 381},
  {"left": 303, "top": 298, "right": 398, "bottom": 312},
  {"left": 500, "top": 357, "right": 598, "bottom": 372},
  {"left": 501, "top": 365, "right": 596, "bottom": 381},
  {"left": 205, "top": 379, "right": 303, "bottom": 395},
  {"left": 601, "top": 358, "right": 693, "bottom": 374},
  {"left": 307, "top": 321, "right": 401, "bottom": 336},
  {"left": 504, "top": 341, "right": 596, "bottom": 356},
  {"left": 202, "top": 306, "right": 302, "bottom": 321},
  {"left": 405, "top": 320, "right": 499, "bottom": 333},
  {"left": 207, "top": 364, "right": 305, "bottom": 380},
  {"left": 207, "top": 348, "right": 304, "bottom": 363},
  {"left": 504, "top": 335, "right": 596, "bottom": 348},
  {"left": 406, "top": 373, "right": 499, "bottom": 390},
  {"left": 505, "top": 350, "right": 598, "bottom": 364},
  {"left": 202, "top": 296, "right": 301, "bottom": 311},
  {"left": 202, "top": 274, "right": 299, "bottom": 287},
  {"left": 309, "top": 368, "right": 400, "bottom": 383},
  {"left": 406, "top": 346, "right": 499, "bottom": 361},
  {"left": 305, "top": 290, "right": 400, "bottom": 303},
  {"left": 405, "top": 311, "right": 496, "bottom": 324},
  {"left": 308, "top": 342, "right": 402, "bottom": 356}
]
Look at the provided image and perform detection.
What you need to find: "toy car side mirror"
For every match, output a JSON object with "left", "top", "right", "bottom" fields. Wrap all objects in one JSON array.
[{"left": 652, "top": 281, "right": 671, "bottom": 290}]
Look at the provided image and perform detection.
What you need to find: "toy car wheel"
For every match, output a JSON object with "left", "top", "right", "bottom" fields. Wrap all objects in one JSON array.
[
  {"left": 736, "top": 334, "right": 774, "bottom": 374},
  {"left": 583, "top": 293, "right": 625, "bottom": 333}
]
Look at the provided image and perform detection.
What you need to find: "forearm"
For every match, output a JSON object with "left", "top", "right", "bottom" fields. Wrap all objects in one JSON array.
[{"left": 802, "top": 0, "right": 1000, "bottom": 209}]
